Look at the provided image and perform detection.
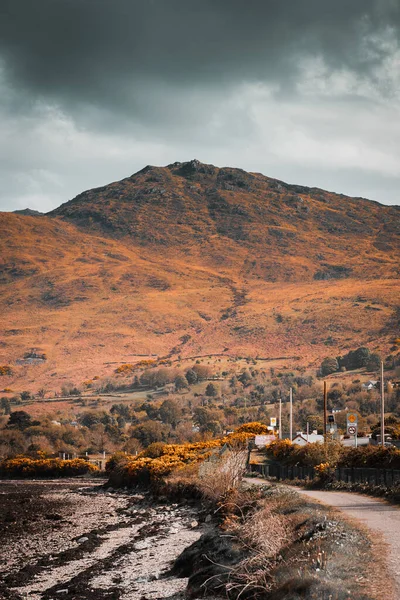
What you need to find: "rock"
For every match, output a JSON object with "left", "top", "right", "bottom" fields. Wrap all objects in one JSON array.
[
  {"left": 77, "top": 537, "right": 89, "bottom": 543},
  {"left": 190, "top": 520, "right": 199, "bottom": 529},
  {"left": 205, "top": 514, "right": 212, "bottom": 523},
  {"left": 135, "top": 540, "right": 149, "bottom": 550},
  {"left": 169, "top": 527, "right": 180, "bottom": 534}
]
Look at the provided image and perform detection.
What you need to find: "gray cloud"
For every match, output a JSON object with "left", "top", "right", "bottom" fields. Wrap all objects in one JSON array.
[{"left": 0, "top": 0, "right": 400, "bottom": 210}]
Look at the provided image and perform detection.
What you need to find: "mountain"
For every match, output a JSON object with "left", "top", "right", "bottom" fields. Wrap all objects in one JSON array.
[
  {"left": 49, "top": 159, "right": 399, "bottom": 281},
  {"left": 1, "top": 160, "right": 399, "bottom": 391},
  {"left": 13, "top": 209, "right": 44, "bottom": 217}
]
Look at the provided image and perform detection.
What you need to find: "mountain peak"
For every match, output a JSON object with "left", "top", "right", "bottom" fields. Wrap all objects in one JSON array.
[
  {"left": 13, "top": 208, "right": 44, "bottom": 216},
  {"left": 168, "top": 158, "right": 217, "bottom": 178}
]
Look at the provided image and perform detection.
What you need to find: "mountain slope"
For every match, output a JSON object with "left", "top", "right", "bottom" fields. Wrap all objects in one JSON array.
[
  {"left": 1, "top": 161, "right": 399, "bottom": 391},
  {"left": 49, "top": 159, "right": 400, "bottom": 282}
]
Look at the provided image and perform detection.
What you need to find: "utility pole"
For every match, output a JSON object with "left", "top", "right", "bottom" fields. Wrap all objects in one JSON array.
[
  {"left": 279, "top": 398, "right": 282, "bottom": 439},
  {"left": 289, "top": 387, "right": 293, "bottom": 441},
  {"left": 307, "top": 421, "right": 309, "bottom": 442},
  {"left": 323, "top": 381, "right": 327, "bottom": 442},
  {"left": 381, "top": 361, "right": 385, "bottom": 447}
]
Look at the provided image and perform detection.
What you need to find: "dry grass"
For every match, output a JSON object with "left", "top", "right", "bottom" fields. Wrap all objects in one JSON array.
[{"left": 187, "top": 483, "right": 393, "bottom": 600}]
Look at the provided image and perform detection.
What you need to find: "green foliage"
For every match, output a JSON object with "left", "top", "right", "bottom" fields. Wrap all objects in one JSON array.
[
  {"left": 338, "top": 347, "right": 370, "bottom": 370},
  {"left": 130, "top": 421, "right": 169, "bottom": 446},
  {"left": 320, "top": 357, "right": 339, "bottom": 376},
  {"left": 266, "top": 439, "right": 400, "bottom": 470},
  {"left": 205, "top": 383, "right": 218, "bottom": 397},
  {"left": 7, "top": 410, "right": 37, "bottom": 430},
  {"left": 175, "top": 375, "right": 189, "bottom": 391},
  {"left": 365, "top": 353, "right": 381, "bottom": 372},
  {"left": 159, "top": 399, "right": 181, "bottom": 428},
  {"left": 185, "top": 369, "right": 198, "bottom": 384},
  {"left": 0, "top": 398, "right": 11, "bottom": 415}
]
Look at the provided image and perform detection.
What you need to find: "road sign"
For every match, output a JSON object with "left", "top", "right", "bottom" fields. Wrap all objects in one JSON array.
[
  {"left": 270, "top": 417, "right": 277, "bottom": 427},
  {"left": 347, "top": 412, "right": 358, "bottom": 425},
  {"left": 348, "top": 425, "right": 357, "bottom": 435}
]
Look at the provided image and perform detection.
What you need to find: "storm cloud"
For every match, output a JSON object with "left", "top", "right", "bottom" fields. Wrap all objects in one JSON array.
[{"left": 1, "top": 0, "right": 400, "bottom": 210}]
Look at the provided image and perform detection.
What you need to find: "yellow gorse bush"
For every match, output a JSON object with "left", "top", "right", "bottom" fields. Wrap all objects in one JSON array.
[
  {"left": 0, "top": 457, "right": 99, "bottom": 478},
  {"left": 110, "top": 423, "right": 267, "bottom": 483},
  {"left": 314, "top": 462, "right": 330, "bottom": 475}
]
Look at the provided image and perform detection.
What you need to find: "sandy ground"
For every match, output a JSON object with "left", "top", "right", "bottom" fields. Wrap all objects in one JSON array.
[{"left": 0, "top": 479, "right": 210, "bottom": 600}]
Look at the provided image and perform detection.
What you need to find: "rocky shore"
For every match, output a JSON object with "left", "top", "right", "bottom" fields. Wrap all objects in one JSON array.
[{"left": 0, "top": 479, "right": 213, "bottom": 600}]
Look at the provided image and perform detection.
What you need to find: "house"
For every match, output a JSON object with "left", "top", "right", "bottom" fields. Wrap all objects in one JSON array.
[
  {"left": 292, "top": 433, "right": 324, "bottom": 446},
  {"left": 362, "top": 380, "right": 378, "bottom": 391},
  {"left": 254, "top": 434, "right": 276, "bottom": 447}
]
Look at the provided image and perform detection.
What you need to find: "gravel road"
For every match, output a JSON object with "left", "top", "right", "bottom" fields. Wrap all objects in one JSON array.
[{"left": 295, "top": 489, "right": 400, "bottom": 597}]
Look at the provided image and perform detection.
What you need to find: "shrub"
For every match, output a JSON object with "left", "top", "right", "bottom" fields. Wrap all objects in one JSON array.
[
  {"left": 0, "top": 366, "right": 13, "bottom": 376},
  {"left": 115, "top": 363, "right": 135, "bottom": 374},
  {"left": 236, "top": 422, "right": 270, "bottom": 435},
  {"left": 320, "top": 357, "right": 339, "bottom": 376},
  {"left": 266, "top": 439, "right": 400, "bottom": 471},
  {"left": 107, "top": 426, "right": 258, "bottom": 486},
  {"left": 205, "top": 383, "right": 218, "bottom": 397},
  {"left": 0, "top": 457, "right": 99, "bottom": 478}
]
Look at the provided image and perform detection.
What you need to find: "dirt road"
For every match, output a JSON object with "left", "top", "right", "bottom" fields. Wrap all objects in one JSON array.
[{"left": 296, "top": 489, "right": 400, "bottom": 596}]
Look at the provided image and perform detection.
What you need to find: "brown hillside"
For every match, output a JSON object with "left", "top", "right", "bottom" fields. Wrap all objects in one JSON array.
[
  {"left": 50, "top": 159, "right": 400, "bottom": 281},
  {"left": 1, "top": 160, "right": 399, "bottom": 392}
]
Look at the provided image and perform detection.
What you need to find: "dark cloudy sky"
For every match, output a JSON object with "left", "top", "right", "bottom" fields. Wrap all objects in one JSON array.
[{"left": 1, "top": 0, "right": 400, "bottom": 211}]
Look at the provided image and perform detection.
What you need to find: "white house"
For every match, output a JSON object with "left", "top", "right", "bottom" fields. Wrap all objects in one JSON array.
[
  {"left": 292, "top": 433, "right": 324, "bottom": 446},
  {"left": 362, "top": 380, "right": 378, "bottom": 391}
]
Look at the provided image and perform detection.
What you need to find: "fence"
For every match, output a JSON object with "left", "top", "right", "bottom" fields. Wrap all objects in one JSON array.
[{"left": 248, "top": 463, "right": 400, "bottom": 486}]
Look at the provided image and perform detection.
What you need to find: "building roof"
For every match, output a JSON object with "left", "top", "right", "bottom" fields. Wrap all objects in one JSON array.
[{"left": 293, "top": 433, "right": 324, "bottom": 443}]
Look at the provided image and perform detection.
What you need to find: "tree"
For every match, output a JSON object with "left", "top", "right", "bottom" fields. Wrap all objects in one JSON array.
[
  {"left": 201, "top": 420, "right": 222, "bottom": 436},
  {"left": 306, "top": 414, "right": 324, "bottom": 434},
  {"left": 79, "top": 411, "right": 110, "bottom": 428},
  {"left": 130, "top": 421, "right": 169, "bottom": 447},
  {"left": 175, "top": 375, "right": 189, "bottom": 392},
  {"left": 159, "top": 399, "right": 181, "bottom": 428},
  {"left": 185, "top": 369, "right": 198, "bottom": 385},
  {"left": 0, "top": 397, "right": 11, "bottom": 415},
  {"left": 338, "top": 347, "right": 370, "bottom": 370},
  {"left": 192, "top": 364, "right": 212, "bottom": 381},
  {"left": 238, "top": 370, "right": 252, "bottom": 386},
  {"left": 110, "top": 403, "right": 131, "bottom": 419},
  {"left": 205, "top": 383, "right": 218, "bottom": 397},
  {"left": 320, "top": 357, "right": 339, "bottom": 376},
  {"left": 20, "top": 391, "right": 32, "bottom": 401},
  {"left": 7, "top": 410, "right": 36, "bottom": 430},
  {"left": 365, "top": 353, "right": 381, "bottom": 372}
]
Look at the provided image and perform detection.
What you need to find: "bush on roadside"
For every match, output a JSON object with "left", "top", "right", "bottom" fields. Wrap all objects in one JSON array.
[
  {"left": 265, "top": 438, "right": 400, "bottom": 470},
  {"left": 106, "top": 423, "right": 267, "bottom": 487}
]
